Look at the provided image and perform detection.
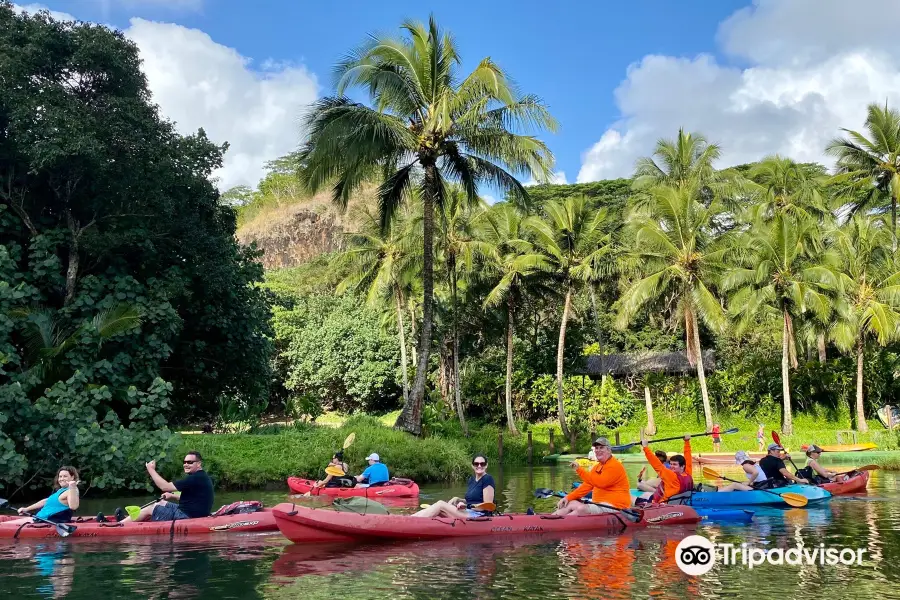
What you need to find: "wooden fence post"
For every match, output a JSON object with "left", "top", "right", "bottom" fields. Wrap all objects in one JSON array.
[
  {"left": 615, "top": 431, "right": 620, "bottom": 446},
  {"left": 498, "top": 431, "right": 504, "bottom": 463},
  {"left": 570, "top": 430, "right": 576, "bottom": 452},
  {"left": 549, "top": 430, "right": 555, "bottom": 454}
]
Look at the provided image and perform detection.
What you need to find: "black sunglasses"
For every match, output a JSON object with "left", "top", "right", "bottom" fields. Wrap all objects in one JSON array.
[
  {"left": 472, "top": 461, "right": 487, "bottom": 467},
  {"left": 183, "top": 460, "right": 196, "bottom": 465}
]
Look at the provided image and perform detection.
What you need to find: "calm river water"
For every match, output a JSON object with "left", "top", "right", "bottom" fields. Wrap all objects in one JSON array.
[{"left": 2, "top": 462, "right": 899, "bottom": 599}]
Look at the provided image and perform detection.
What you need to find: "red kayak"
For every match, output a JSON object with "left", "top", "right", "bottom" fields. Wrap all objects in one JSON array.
[
  {"left": 0, "top": 509, "right": 277, "bottom": 539},
  {"left": 273, "top": 504, "right": 700, "bottom": 542},
  {"left": 287, "top": 477, "right": 420, "bottom": 498},
  {"left": 819, "top": 470, "right": 869, "bottom": 495}
]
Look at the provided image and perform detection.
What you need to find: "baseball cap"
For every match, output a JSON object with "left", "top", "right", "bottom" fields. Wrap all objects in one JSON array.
[
  {"left": 734, "top": 451, "right": 754, "bottom": 465},
  {"left": 592, "top": 437, "right": 611, "bottom": 447},
  {"left": 365, "top": 453, "right": 380, "bottom": 462},
  {"left": 805, "top": 444, "right": 823, "bottom": 456},
  {"left": 767, "top": 442, "right": 784, "bottom": 452}
]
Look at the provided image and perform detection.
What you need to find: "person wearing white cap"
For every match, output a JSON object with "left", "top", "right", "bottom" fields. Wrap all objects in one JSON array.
[
  {"left": 717, "top": 451, "right": 768, "bottom": 492},
  {"left": 355, "top": 453, "right": 390, "bottom": 487}
]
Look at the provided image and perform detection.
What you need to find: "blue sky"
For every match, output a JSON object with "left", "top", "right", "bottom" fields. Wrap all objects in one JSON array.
[{"left": 27, "top": 1, "right": 900, "bottom": 190}]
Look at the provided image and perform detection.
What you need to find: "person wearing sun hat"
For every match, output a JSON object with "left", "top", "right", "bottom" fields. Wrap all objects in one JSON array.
[
  {"left": 355, "top": 452, "right": 390, "bottom": 487},
  {"left": 717, "top": 450, "right": 768, "bottom": 492}
]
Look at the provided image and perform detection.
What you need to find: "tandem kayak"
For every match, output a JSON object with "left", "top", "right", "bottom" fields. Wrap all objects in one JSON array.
[
  {"left": 273, "top": 504, "right": 701, "bottom": 543},
  {"left": 800, "top": 443, "right": 877, "bottom": 452},
  {"left": 819, "top": 470, "right": 869, "bottom": 495},
  {"left": 287, "top": 477, "right": 420, "bottom": 498},
  {"left": 634, "top": 485, "right": 831, "bottom": 507},
  {"left": 0, "top": 509, "right": 277, "bottom": 539}
]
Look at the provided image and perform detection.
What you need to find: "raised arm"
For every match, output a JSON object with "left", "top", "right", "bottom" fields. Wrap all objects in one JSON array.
[
  {"left": 146, "top": 461, "right": 177, "bottom": 493},
  {"left": 683, "top": 436, "right": 692, "bottom": 476}
]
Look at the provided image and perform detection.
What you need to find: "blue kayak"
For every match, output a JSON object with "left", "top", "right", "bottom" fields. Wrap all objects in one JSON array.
[{"left": 628, "top": 485, "right": 831, "bottom": 507}]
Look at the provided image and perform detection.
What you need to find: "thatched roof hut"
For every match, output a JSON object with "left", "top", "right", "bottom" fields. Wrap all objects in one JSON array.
[{"left": 580, "top": 350, "right": 716, "bottom": 377}]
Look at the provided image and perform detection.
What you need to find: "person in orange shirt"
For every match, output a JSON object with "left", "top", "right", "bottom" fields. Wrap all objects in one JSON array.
[
  {"left": 636, "top": 431, "right": 693, "bottom": 504},
  {"left": 553, "top": 437, "right": 631, "bottom": 515}
]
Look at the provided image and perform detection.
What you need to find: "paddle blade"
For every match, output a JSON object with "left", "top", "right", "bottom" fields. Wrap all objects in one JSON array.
[
  {"left": 419, "top": 503, "right": 431, "bottom": 509},
  {"left": 702, "top": 466, "right": 723, "bottom": 480},
  {"left": 857, "top": 464, "right": 879, "bottom": 471},
  {"left": 534, "top": 488, "right": 554, "bottom": 498},
  {"left": 771, "top": 431, "right": 781, "bottom": 445},
  {"left": 724, "top": 427, "right": 739, "bottom": 434},
  {"left": 471, "top": 502, "right": 496, "bottom": 511},
  {"left": 55, "top": 523, "right": 76, "bottom": 537},
  {"left": 780, "top": 492, "right": 808, "bottom": 508},
  {"left": 343, "top": 432, "right": 356, "bottom": 449},
  {"left": 125, "top": 505, "right": 141, "bottom": 520},
  {"left": 325, "top": 465, "right": 346, "bottom": 477},
  {"left": 0, "top": 498, "right": 8, "bottom": 510}
]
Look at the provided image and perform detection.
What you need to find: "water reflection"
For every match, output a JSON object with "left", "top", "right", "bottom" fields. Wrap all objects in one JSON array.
[{"left": 2, "top": 469, "right": 900, "bottom": 599}]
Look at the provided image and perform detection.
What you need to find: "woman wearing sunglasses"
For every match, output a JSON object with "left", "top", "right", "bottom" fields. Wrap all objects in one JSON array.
[{"left": 413, "top": 455, "right": 495, "bottom": 519}]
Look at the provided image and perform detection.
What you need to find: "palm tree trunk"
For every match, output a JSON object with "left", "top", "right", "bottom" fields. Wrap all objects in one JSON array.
[
  {"left": 817, "top": 333, "right": 827, "bottom": 363},
  {"left": 644, "top": 383, "right": 656, "bottom": 436},
  {"left": 505, "top": 296, "right": 519, "bottom": 435},
  {"left": 556, "top": 286, "right": 572, "bottom": 439},
  {"left": 688, "top": 307, "right": 713, "bottom": 432},
  {"left": 781, "top": 309, "right": 794, "bottom": 435},
  {"left": 395, "top": 169, "right": 436, "bottom": 435},
  {"left": 451, "top": 259, "right": 467, "bottom": 435},
  {"left": 589, "top": 284, "right": 604, "bottom": 351},
  {"left": 892, "top": 192, "right": 898, "bottom": 253},
  {"left": 856, "top": 337, "right": 868, "bottom": 433},
  {"left": 395, "top": 288, "right": 410, "bottom": 407},
  {"left": 408, "top": 300, "right": 417, "bottom": 368}
]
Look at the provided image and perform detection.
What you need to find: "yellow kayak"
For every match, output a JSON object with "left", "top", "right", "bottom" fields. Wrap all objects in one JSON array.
[{"left": 800, "top": 443, "right": 877, "bottom": 452}]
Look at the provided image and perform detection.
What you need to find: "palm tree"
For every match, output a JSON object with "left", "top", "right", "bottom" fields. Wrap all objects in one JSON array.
[
  {"left": 13, "top": 304, "right": 142, "bottom": 386},
  {"left": 438, "top": 187, "right": 491, "bottom": 435},
  {"left": 298, "top": 17, "right": 556, "bottom": 434},
  {"left": 634, "top": 129, "right": 721, "bottom": 189},
  {"left": 528, "top": 196, "right": 614, "bottom": 438},
  {"left": 617, "top": 184, "right": 729, "bottom": 432},
  {"left": 723, "top": 216, "right": 836, "bottom": 435},
  {"left": 337, "top": 207, "right": 421, "bottom": 406},
  {"left": 827, "top": 102, "right": 900, "bottom": 251},
  {"left": 830, "top": 215, "right": 900, "bottom": 433},
  {"left": 480, "top": 203, "right": 551, "bottom": 433},
  {"left": 744, "top": 156, "right": 831, "bottom": 223}
]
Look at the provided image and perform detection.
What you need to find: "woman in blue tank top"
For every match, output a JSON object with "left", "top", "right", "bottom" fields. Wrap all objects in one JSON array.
[{"left": 8, "top": 466, "right": 81, "bottom": 524}]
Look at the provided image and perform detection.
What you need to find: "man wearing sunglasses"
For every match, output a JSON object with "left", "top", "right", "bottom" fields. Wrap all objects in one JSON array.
[{"left": 120, "top": 451, "right": 214, "bottom": 522}]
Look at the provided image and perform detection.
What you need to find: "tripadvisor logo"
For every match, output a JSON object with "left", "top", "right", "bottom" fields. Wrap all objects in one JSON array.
[{"left": 675, "top": 534, "right": 867, "bottom": 576}]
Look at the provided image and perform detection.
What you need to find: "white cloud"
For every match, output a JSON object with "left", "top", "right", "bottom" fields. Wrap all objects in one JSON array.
[
  {"left": 525, "top": 170, "right": 568, "bottom": 186},
  {"left": 125, "top": 19, "right": 319, "bottom": 189},
  {"left": 577, "top": 0, "right": 900, "bottom": 183}
]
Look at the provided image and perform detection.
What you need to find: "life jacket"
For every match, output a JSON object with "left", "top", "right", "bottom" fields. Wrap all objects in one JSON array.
[
  {"left": 211, "top": 500, "right": 263, "bottom": 517},
  {"left": 651, "top": 472, "right": 694, "bottom": 503},
  {"left": 795, "top": 466, "right": 827, "bottom": 485}
]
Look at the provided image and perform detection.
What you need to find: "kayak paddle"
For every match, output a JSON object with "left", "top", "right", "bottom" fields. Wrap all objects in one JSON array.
[
  {"left": 834, "top": 464, "right": 878, "bottom": 476},
  {"left": 0, "top": 498, "right": 77, "bottom": 537},
  {"left": 123, "top": 495, "right": 175, "bottom": 521},
  {"left": 419, "top": 502, "right": 496, "bottom": 512},
  {"left": 701, "top": 467, "right": 809, "bottom": 507},
  {"left": 532, "top": 488, "right": 642, "bottom": 520},
  {"left": 303, "top": 432, "right": 358, "bottom": 497},
  {"left": 611, "top": 428, "right": 739, "bottom": 452},
  {"left": 771, "top": 431, "right": 805, "bottom": 475}
]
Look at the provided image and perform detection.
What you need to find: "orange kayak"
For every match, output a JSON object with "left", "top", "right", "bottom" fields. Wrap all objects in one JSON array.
[
  {"left": 800, "top": 443, "right": 877, "bottom": 452},
  {"left": 819, "top": 471, "right": 869, "bottom": 495}
]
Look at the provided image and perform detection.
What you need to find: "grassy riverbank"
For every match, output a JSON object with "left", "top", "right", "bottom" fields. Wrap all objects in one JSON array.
[{"left": 172, "top": 412, "right": 900, "bottom": 489}]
